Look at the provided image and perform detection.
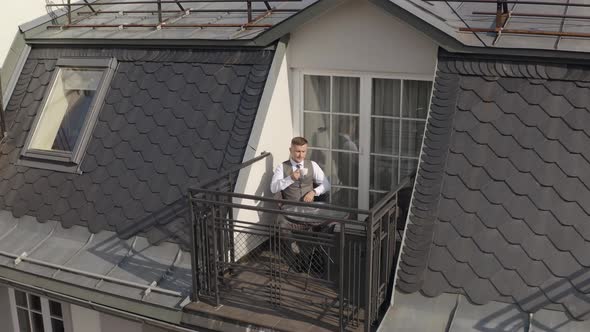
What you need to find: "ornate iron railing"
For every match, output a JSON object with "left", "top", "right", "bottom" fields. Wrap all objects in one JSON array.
[{"left": 188, "top": 152, "right": 413, "bottom": 332}]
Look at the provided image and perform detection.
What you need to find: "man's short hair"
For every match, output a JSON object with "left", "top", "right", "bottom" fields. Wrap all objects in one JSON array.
[{"left": 291, "top": 137, "right": 308, "bottom": 146}]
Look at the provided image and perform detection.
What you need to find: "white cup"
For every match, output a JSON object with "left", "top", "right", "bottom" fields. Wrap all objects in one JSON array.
[{"left": 300, "top": 167, "right": 308, "bottom": 177}]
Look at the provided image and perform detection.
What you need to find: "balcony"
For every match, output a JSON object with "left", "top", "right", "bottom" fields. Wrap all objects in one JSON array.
[{"left": 184, "top": 152, "right": 412, "bottom": 332}]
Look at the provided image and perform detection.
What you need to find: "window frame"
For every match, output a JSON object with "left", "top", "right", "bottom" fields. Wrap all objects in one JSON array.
[
  {"left": 8, "top": 288, "right": 72, "bottom": 332},
  {"left": 296, "top": 69, "right": 433, "bottom": 209},
  {"left": 20, "top": 57, "right": 117, "bottom": 173}
]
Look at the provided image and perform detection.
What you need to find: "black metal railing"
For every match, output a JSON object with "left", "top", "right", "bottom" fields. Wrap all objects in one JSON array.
[{"left": 188, "top": 153, "right": 413, "bottom": 332}]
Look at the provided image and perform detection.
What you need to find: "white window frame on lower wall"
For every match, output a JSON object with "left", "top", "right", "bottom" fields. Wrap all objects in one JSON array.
[
  {"left": 293, "top": 68, "right": 434, "bottom": 210},
  {"left": 8, "top": 288, "right": 73, "bottom": 332}
]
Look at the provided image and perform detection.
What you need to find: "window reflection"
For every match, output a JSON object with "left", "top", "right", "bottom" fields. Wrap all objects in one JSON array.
[
  {"left": 303, "top": 75, "right": 431, "bottom": 209},
  {"left": 304, "top": 75, "right": 329, "bottom": 112},
  {"left": 304, "top": 75, "right": 360, "bottom": 208},
  {"left": 370, "top": 78, "right": 430, "bottom": 207},
  {"left": 29, "top": 68, "right": 103, "bottom": 152}
]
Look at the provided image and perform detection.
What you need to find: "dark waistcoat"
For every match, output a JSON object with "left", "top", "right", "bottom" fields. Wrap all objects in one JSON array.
[{"left": 281, "top": 160, "right": 314, "bottom": 201}]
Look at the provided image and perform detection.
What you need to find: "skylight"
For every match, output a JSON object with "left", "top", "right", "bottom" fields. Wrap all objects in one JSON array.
[{"left": 21, "top": 58, "right": 116, "bottom": 173}]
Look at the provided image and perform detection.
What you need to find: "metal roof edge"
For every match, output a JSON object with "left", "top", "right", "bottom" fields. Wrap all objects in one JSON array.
[
  {"left": 371, "top": 0, "right": 590, "bottom": 61},
  {"left": 441, "top": 45, "right": 590, "bottom": 64},
  {"left": 0, "top": 265, "right": 185, "bottom": 328},
  {"left": 2, "top": 32, "right": 30, "bottom": 111},
  {"left": 21, "top": 0, "right": 332, "bottom": 47},
  {"left": 253, "top": 0, "right": 347, "bottom": 47},
  {"left": 369, "top": 0, "right": 463, "bottom": 49},
  {"left": 24, "top": 37, "right": 260, "bottom": 48},
  {"left": 19, "top": 0, "right": 99, "bottom": 33}
]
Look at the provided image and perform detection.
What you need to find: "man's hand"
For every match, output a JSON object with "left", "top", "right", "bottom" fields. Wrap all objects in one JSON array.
[
  {"left": 303, "top": 191, "right": 315, "bottom": 202},
  {"left": 291, "top": 169, "right": 301, "bottom": 181}
]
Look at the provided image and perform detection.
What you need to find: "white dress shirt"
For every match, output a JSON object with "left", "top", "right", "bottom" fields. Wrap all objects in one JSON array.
[{"left": 270, "top": 159, "right": 331, "bottom": 196}]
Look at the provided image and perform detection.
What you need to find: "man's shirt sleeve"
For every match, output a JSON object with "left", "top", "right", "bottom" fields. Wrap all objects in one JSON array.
[
  {"left": 270, "top": 164, "right": 294, "bottom": 194},
  {"left": 311, "top": 161, "right": 331, "bottom": 196}
]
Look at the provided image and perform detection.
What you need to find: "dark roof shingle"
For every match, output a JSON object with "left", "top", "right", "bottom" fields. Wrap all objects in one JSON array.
[
  {"left": 0, "top": 47, "right": 273, "bottom": 248},
  {"left": 398, "top": 50, "right": 590, "bottom": 320}
]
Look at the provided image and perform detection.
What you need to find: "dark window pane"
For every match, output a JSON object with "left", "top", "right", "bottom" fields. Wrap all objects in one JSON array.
[
  {"left": 400, "top": 120, "right": 425, "bottom": 157},
  {"left": 28, "top": 294, "right": 41, "bottom": 312},
  {"left": 52, "top": 319, "right": 64, "bottom": 332},
  {"left": 332, "top": 77, "right": 359, "bottom": 114},
  {"left": 49, "top": 300, "right": 63, "bottom": 318},
  {"left": 15, "top": 290, "right": 27, "bottom": 307},
  {"left": 370, "top": 155, "right": 398, "bottom": 191},
  {"left": 304, "top": 75, "right": 330, "bottom": 112},
  {"left": 17, "top": 308, "right": 31, "bottom": 332},
  {"left": 371, "top": 118, "right": 399, "bottom": 155},
  {"left": 370, "top": 191, "right": 387, "bottom": 209},
  {"left": 331, "top": 187, "right": 357, "bottom": 208},
  {"left": 400, "top": 158, "right": 419, "bottom": 179},
  {"left": 332, "top": 151, "right": 358, "bottom": 187},
  {"left": 308, "top": 148, "right": 331, "bottom": 180},
  {"left": 372, "top": 78, "right": 400, "bottom": 117},
  {"left": 29, "top": 68, "right": 103, "bottom": 152},
  {"left": 402, "top": 80, "right": 432, "bottom": 119},
  {"left": 304, "top": 113, "right": 330, "bottom": 149},
  {"left": 332, "top": 115, "right": 359, "bottom": 152},
  {"left": 31, "top": 312, "right": 44, "bottom": 332}
]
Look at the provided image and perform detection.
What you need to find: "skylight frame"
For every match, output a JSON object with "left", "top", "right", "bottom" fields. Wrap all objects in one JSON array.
[{"left": 20, "top": 57, "right": 117, "bottom": 173}]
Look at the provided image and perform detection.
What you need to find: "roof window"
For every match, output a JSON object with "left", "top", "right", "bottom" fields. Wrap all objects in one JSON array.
[{"left": 20, "top": 58, "right": 116, "bottom": 173}]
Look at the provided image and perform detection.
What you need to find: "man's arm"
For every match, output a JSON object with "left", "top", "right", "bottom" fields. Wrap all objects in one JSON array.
[
  {"left": 311, "top": 161, "right": 331, "bottom": 196},
  {"left": 270, "top": 164, "right": 296, "bottom": 194}
]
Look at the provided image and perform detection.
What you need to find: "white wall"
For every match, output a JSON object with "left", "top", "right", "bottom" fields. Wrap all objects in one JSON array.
[
  {"left": 232, "top": 0, "right": 438, "bottom": 248},
  {"left": 0, "top": 285, "right": 15, "bottom": 332},
  {"left": 233, "top": 43, "right": 294, "bottom": 258},
  {"left": 71, "top": 304, "right": 102, "bottom": 332},
  {"left": 0, "top": 0, "right": 46, "bottom": 66},
  {"left": 287, "top": 0, "right": 438, "bottom": 76},
  {"left": 100, "top": 312, "right": 143, "bottom": 332},
  {"left": 71, "top": 305, "right": 173, "bottom": 332}
]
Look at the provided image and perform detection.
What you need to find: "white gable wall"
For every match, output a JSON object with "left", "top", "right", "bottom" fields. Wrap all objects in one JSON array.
[
  {"left": 287, "top": 0, "right": 438, "bottom": 76},
  {"left": 235, "top": 0, "right": 438, "bottom": 255},
  {"left": 238, "top": 0, "right": 438, "bottom": 202},
  {"left": 0, "top": 285, "right": 15, "bottom": 332}
]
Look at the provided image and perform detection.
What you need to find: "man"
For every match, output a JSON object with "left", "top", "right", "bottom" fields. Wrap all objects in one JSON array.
[
  {"left": 270, "top": 137, "right": 331, "bottom": 272},
  {"left": 270, "top": 137, "right": 330, "bottom": 202}
]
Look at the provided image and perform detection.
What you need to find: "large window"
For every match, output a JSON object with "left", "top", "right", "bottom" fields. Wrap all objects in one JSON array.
[
  {"left": 9, "top": 289, "right": 70, "bottom": 332},
  {"left": 370, "top": 78, "right": 430, "bottom": 206},
  {"left": 302, "top": 73, "right": 432, "bottom": 209},
  {"left": 303, "top": 75, "right": 360, "bottom": 208},
  {"left": 21, "top": 58, "right": 117, "bottom": 173}
]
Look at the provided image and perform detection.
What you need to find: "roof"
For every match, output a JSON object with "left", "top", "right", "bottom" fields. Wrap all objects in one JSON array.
[
  {"left": 0, "top": 210, "right": 191, "bottom": 316},
  {"left": 20, "top": 0, "right": 345, "bottom": 46},
  {"left": 373, "top": 0, "right": 590, "bottom": 58},
  {"left": 396, "top": 49, "right": 590, "bottom": 321},
  {"left": 0, "top": 46, "right": 273, "bottom": 248}
]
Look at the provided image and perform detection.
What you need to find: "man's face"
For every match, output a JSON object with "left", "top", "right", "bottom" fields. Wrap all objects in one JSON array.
[{"left": 289, "top": 144, "right": 307, "bottom": 163}]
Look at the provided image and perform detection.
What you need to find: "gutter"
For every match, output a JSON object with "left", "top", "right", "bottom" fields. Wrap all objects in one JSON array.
[
  {"left": 0, "top": 275, "right": 199, "bottom": 332},
  {"left": 0, "top": 249, "right": 182, "bottom": 297},
  {"left": 0, "top": 264, "right": 184, "bottom": 324},
  {"left": 24, "top": 38, "right": 259, "bottom": 48}
]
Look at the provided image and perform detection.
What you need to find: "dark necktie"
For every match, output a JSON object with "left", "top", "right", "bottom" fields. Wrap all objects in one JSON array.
[{"left": 296, "top": 164, "right": 302, "bottom": 190}]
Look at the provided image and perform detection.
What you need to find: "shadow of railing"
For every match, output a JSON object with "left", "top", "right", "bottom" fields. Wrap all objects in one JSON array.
[{"left": 470, "top": 267, "right": 590, "bottom": 331}]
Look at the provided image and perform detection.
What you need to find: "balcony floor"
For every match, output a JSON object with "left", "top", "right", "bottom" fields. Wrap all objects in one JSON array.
[{"left": 184, "top": 246, "right": 366, "bottom": 332}]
